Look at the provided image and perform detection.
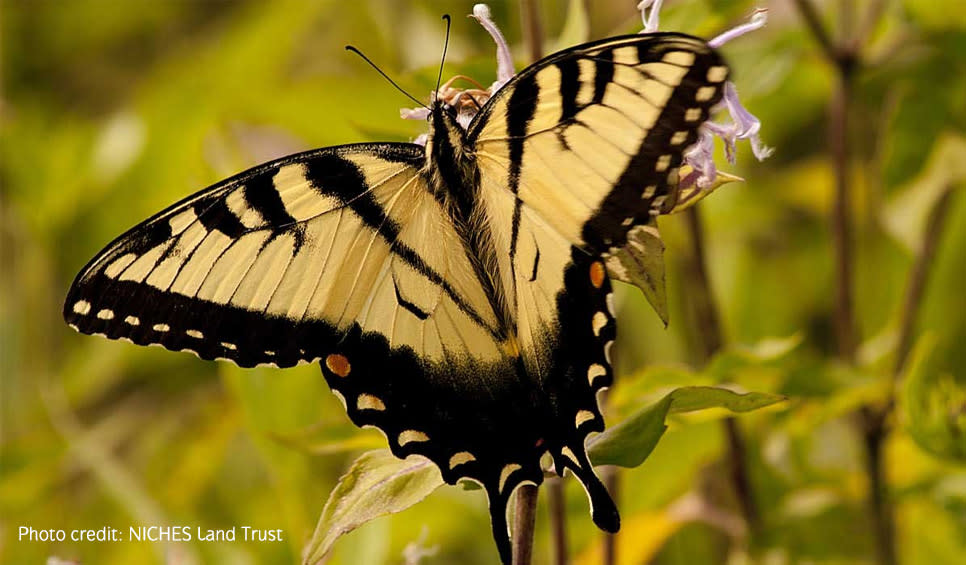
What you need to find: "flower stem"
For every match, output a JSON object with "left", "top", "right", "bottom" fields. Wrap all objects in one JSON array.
[
  {"left": 862, "top": 187, "right": 957, "bottom": 565},
  {"left": 601, "top": 465, "right": 619, "bottom": 565},
  {"left": 791, "top": 0, "right": 837, "bottom": 61},
  {"left": 546, "top": 477, "right": 569, "bottom": 565},
  {"left": 790, "top": 2, "right": 909, "bottom": 563},
  {"left": 520, "top": 0, "right": 543, "bottom": 62},
  {"left": 513, "top": 485, "right": 539, "bottom": 565},
  {"left": 893, "top": 188, "right": 955, "bottom": 379},
  {"left": 830, "top": 62, "right": 857, "bottom": 363},
  {"left": 684, "top": 207, "right": 760, "bottom": 535}
]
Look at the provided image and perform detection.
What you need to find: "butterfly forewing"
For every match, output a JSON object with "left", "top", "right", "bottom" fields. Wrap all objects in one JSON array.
[
  {"left": 470, "top": 33, "right": 728, "bottom": 252},
  {"left": 65, "top": 143, "right": 503, "bottom": 366}
]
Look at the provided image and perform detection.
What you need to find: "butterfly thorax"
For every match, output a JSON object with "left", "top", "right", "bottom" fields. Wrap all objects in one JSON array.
[
  {"left": 424, "top": 103, "right": 518, "bottom": 346},
  {"left": 424, "top": 103, "right": 478, "bottom": 219}
]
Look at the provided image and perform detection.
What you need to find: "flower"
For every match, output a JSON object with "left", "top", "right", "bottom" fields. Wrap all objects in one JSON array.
[
  {"left": 638, "top": 0, "right": 665, "bottom": 34},
  {"left": 470, "top": 3, "right": 514, "bottom": 92}
]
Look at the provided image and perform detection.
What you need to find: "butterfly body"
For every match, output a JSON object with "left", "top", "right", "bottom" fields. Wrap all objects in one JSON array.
[{"left": 64, "top": 32, "right": 728, "bottom": 563}]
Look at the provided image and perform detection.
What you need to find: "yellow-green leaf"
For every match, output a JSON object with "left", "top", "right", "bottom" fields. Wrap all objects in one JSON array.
[
  {"left": 302, "top": 450, "right": 444, "bottom": 565},
  {"left": 589, "top": 387, "right": 785, "bottom": 468}
]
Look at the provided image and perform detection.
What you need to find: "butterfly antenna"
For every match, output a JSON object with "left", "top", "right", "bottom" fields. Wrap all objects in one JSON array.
[
  {"left": 345, "top": 45, "right": 428, "bottom": 110},
  {"left": 434, "top": 14, "right": 452, "bottom": 103}
]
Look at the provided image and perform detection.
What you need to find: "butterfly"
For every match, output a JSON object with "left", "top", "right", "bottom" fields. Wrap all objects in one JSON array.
[{"left": 64, "top": 31, "right": 728, "bottom": 563}]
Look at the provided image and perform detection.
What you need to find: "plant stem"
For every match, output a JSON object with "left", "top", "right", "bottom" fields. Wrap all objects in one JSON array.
[
  {"left": 857, "top": 0, "right": 888, "bottom": 47},
  {"left": 684, "top": 207, "right": 723, "bottom": 355},
  {"left": 893, "top": 188, "right": 955, "bottom": 378},
  {"left": 862, "top": 187, "right": 956, "bottom": 565},
  {"left": 791, "top": 2, "right": 910, "bottom": 563},
  {"left": 683, "top": 207, "right": 760, "bottom": 534},
  {"left": 546, "top": 478, "right": 569, "bottom": 565},
  {"left": 601, "top": 465, "right": 619, "bottom": 565},
  {"left": 520, "top": 0, "right": 544, "bottom": 62},
  {"left": 791, "top": 0, "right": 837, "bottom": 61},
  {"left": 830, "top": 60, "right": 857, "bottom": 363},
  {"left": 860, "top": 409, "right": 895, "bottom": 565},
  {"left": 513, "top": 485, "right": 539, "bottom": 565}
]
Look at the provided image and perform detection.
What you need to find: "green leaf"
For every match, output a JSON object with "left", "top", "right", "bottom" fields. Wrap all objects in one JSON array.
[
  {"left": 667, "top": 386, "right": 787, "bottom": 415},
  {"left": 901, "top": 335, "right": 966, "bottom": 463},
  {"left": 302, "top": 450, "right": 444, "bottom": 565},
  {"left": 589, "top": 387, "right": 785, "bottom": 468},
  {"left": 268, "top": 423, "right": 386, "bottom": 456},
  {"left": 589, "top": 394, "right": 673, "bottom": 468},
  {"left": 703, "top": 333, "right": 803, "bottom": 384}
]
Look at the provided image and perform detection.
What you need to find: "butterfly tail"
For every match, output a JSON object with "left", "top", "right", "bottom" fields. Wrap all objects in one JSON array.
[
  {"left": 485, "top": 485, "right": 513, "bottom": 565},
  {"left": 556, "top": 445, "right": 620, "bottom": 533}
]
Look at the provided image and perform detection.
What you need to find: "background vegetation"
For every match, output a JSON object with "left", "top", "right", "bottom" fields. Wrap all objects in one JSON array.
[{"left": 2, "top": 1, "right": 964, "bottom": 564}]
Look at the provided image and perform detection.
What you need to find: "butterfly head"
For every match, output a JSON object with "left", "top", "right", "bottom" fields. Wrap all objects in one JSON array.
[{"left": 425, "top": 101, "right": 472, "bottom": 164}]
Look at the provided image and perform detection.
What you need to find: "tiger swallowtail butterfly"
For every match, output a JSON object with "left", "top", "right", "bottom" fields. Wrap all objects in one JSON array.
[{"left": 64, "top": 31, "right": 729, "bottom": 563}]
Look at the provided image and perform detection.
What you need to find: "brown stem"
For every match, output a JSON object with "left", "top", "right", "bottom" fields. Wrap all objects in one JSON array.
[
  {"left": 546, "top": 478, "right": 569, "bottom": 565},
  {"left": 684, "top": 207, "right": 760, "bottom": 534},
  {"left": 863, "top": 187, "right": 956, "bottom": 565},
  {"left": 893, "top": 188, "right": 955, "bottom": 378},
  {"left": 830, "top": 64, "right": 857, "bottom": 363},
  {"left": 684, "top": 207, "right": 723, "bottom": 357},
  {"left": 520, "top": 0, "right": 544, "bottom": 62},
  {"left": 839, "top": 0, "right": 856, "bottom": 44},
  {"left": 791, "top": 0, "right": 838, "bottom": 61},
  {"left": 793, "top": 2, "right": 910, "bottom": 563},
  {"left": 860, "top": 409, "right": 895, "bottom": 565},
  {"left": 513, "top": 485, "right": 539, "bottom": 565},
  {"left": 723, "top": 418, "right": 758, "bottom": 533},
  {"left": 601, "top": 465, "right": 619, "bottom": 565},
  {"left": 857, "top": 0, "right": 888, "bottom": 47}
]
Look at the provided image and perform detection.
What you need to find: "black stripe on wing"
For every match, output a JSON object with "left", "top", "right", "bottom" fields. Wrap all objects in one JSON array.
[
  {"left": 582, "top": 38, "right": 727, "bottom": 250},
  {"left": 506, "top": 73, "right": 539, "bottom": 264}
]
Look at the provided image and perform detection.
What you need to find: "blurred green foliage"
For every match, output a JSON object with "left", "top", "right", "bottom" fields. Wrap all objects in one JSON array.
[{"left": 2, "top": 1, "right": 965, "bottom": 564}]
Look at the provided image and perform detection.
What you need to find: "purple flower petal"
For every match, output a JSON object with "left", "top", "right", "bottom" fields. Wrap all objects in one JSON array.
[
  {"left": 709, "top": 9, "right": 768, "bottom": 48},
  {"left": 637, "top": 0, "right": 664, "bottom": 34},
  {"left": 722, "top": 82, "right": 773, "bottom": 161},
  {"left": 471, "top": 4, "right": 515, "bottom": 92}
]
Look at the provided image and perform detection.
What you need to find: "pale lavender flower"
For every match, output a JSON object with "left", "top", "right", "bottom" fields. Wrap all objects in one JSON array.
[
  {"left": 708, "top": 8, "right": 768, "bottom": 48},
  {"left": 638, "top": 0, "right": 664, "bottom": 34},
  {"left": 470, "top": 3, "right": 515, "bottom": 93},
  {"left": 683, "top": 129, "right": 718, "bottom": 189}
]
